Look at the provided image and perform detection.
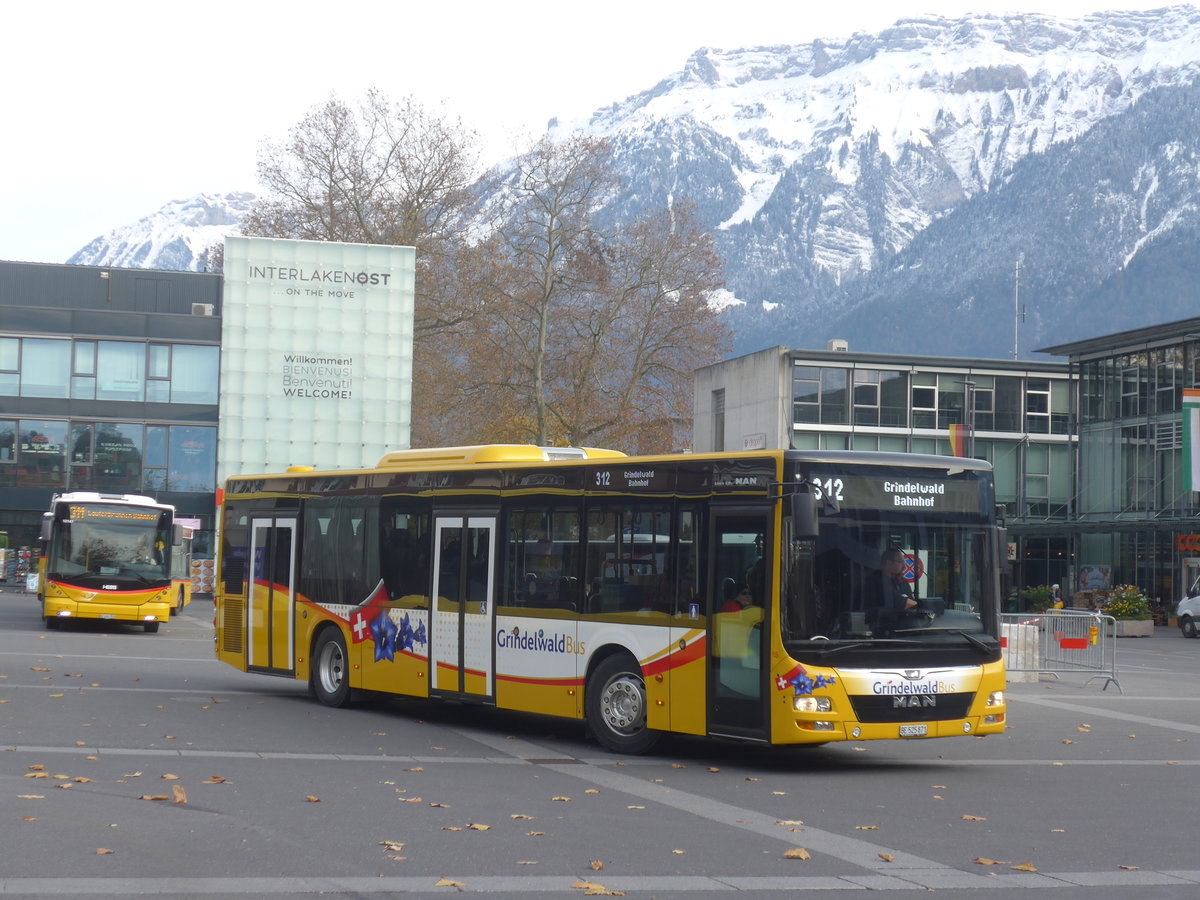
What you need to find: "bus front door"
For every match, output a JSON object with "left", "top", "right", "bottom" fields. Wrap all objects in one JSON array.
[
  {"left": 708, "top": 511, "right": 770, "bottom": 739},
  {"left": 430, "top": 516, "right": 496, "bottom": 698},
  {"left": 247, "top": 517, "right": 297, "bottom": 674}
]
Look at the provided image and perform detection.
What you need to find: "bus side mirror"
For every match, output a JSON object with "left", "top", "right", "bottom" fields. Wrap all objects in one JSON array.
[
  {"left": 173, "top": 524, "right": 184, "bottom": 546},
  {"left": 40, "top": 515, "right": 52, "bottom": 543},
  {"left": 792, "top": 491, "right": 819, "bottom": 539}
]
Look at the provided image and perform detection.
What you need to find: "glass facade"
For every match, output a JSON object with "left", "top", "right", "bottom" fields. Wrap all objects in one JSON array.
[
  {"left": 0, "top": 418, "right": 216, "bottom": 494},
  {"left": 0, "top": 336, "right": 218, "bottom": 405}
]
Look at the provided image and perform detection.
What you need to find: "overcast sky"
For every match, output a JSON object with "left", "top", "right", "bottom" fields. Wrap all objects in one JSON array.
[{"left": 1, "top": 0, "right": 1185, "bottom": 264}]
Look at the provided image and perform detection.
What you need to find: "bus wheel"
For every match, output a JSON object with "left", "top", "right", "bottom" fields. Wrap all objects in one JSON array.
[
  {"left": 312, "top": 629, "right": 352, "bottom": 708},
  {"left": 586, "top": 654, "right": 660, "bottom": 755},
  {"left": 144, "top": 622, "right": 160, "bottom": 633}
]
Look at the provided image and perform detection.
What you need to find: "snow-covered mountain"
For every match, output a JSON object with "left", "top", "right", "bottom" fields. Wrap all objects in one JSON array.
[
  {"left": 67, "top": 192, "right": 254, "bottom": 271},
  {"left": 65, "top": 7, "right": 1200, "bottom": 357},
  {"left": 559, "top": 5, "right": 1200, "bottom": 355}
]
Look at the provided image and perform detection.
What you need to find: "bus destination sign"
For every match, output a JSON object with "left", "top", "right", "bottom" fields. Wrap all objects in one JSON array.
[{"left": 806, "top": 472, "right": 987, "bottom": 517}]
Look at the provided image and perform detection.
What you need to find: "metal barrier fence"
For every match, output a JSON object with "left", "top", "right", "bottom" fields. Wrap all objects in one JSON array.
[{"left": 999, "top": 610, "right": 1122, "bottom": 693}]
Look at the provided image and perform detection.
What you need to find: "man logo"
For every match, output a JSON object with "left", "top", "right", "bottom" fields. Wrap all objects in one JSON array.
[{"left": 894, "top": 695, "right": 936, "bottom": 708}]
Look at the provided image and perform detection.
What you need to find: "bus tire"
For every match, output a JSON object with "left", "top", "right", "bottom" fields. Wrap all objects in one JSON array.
[
  {"left": 312, "top": 628, "right": 352, "bottom": 708},
  {"left": 586, "top": 654, "right": 660, "bottom": 755},
  {"left": 144, "top": 621, "right": 160, "bottom": 633}
]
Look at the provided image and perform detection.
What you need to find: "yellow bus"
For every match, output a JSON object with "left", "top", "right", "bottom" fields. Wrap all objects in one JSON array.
[
  {"left": 214, "top": 445, "right": 1008, "bottom": 753},
  {"left": 40, "top": 492, "right": 188, "bottom": 633}
]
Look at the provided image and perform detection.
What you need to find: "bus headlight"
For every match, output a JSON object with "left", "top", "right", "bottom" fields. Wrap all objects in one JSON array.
[
  {"left": 986, "top": 691, "right": 1005, "bottom": 707},
  {"left": 793, "top": 696, "right": 832, "bottom": 713}
]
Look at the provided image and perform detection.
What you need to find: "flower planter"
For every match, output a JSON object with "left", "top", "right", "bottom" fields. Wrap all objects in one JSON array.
[{"left": 1113, "top": 618, "right": 1154, "bottom": 638}]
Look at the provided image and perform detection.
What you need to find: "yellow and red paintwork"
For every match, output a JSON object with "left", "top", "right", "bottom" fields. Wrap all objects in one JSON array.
[
  {"left": 219, "top": 582, "right": 1005, "bottom": 746},
  {"left": 41, "top": 579, "right": 173, "bottom": 624}
]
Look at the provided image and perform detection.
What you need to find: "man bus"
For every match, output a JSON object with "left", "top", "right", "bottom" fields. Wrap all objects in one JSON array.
[{"left": 214, "top": 445, "right": 1008, "bottom": 753}]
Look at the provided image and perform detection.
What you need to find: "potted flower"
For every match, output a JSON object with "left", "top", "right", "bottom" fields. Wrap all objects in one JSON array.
[{"left": 1103, "top": 585, "right": 1154, "bottom": 637}]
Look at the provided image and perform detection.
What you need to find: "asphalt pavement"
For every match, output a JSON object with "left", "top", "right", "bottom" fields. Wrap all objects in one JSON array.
[{"left": 2, "top": 584, "right": 1199, "bottom": 899}]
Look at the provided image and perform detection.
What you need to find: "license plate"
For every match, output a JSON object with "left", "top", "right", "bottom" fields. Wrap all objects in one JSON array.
[
  {"left": 99, "top": 614, "right": 116, "bottom": 620},
  {"left": 899, "top": 724, "right": 928, "bottom": 737}
]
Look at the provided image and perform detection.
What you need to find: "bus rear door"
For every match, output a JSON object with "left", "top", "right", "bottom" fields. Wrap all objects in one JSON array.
[
  {"left": 430, "top": 515, "right": 497, "bottom": 698},
  {"left": 248, "top": 517, "right": 297, "bottom": 674}
]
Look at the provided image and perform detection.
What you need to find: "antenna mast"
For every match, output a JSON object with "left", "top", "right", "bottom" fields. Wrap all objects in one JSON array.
[{"left": 1012, "top": 259, "right": 1026, "bottom": 360}]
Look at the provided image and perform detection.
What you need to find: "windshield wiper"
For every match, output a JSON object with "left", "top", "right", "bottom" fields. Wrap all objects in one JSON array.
[
  {"left": 803, "top": 639, "right": 924, "bottom": 657},
  {"left": 892, "top": 627, "right": 994, "bottom": 652}
]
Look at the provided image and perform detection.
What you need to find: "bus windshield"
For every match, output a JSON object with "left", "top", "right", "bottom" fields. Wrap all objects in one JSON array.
[
  {"left": 47, "top": 503, "right": 172, "bottom": 585},
  {"left": 781, "top": 460, "right": 1000, "bottom": 654}
]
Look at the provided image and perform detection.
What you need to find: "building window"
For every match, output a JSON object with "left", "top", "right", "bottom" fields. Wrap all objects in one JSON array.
[
  {"left": 912, "top": 375, "right": 936, "bottom": 429},
  {"left": 1026, "top": 378, "right": 1050, "bottom": 434},
  {"left": 712, "top": 389, "right": 725, "bottom": 452},
  {"left": 793, "top": 365, "right": 848, "bottom": 426},
  {"left": 0, "top": 338, "right": 17, "bottom": 397},
  {"left": 853, "top": 369, "right": 879, "bottom": 426},
  {"left": 21, "top": 339, "right": 70, "bottom": 398},
  {"left": 97, "top": 341, "right": 145, "bottom": 402},
  {"left": 994, "top": 376, "right": 1022, "bottom": 432},
  {"left": 167, "top": 425, "right": 217, "bottom": 492},
  {"left": 73, "top": 341, "right": 96, "bottom": 399},
  {"left": 171, "top": 345, "right": 219, "bottom": 404},
  {"left": 18, "top": 419, "right": 67, "bottom": 488}
]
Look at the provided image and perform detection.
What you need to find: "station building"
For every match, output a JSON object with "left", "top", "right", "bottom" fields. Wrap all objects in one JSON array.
[
  {"left": 693, "top": 344, "right": 1074, "bottom": 593},
  {"left": 0, "top": 260, "right": 222, "bottom": 558}
]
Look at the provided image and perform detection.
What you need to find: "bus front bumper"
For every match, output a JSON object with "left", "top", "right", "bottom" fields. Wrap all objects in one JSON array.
[{"left": 44, "top": 597, "right": 171, "bottom": 624}]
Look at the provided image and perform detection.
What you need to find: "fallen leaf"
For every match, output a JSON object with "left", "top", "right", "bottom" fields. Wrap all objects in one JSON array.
[
  {"left": 1118, "top": 865, "right": 1140, "bottom": 870},
  {"left": 1011, "top": 861, "right": 1038, "bottom": 872},
  {"left": 879, "top": 853, "right": 894, "bottom": 862},
  {"left": 28, "top": 765, "right": 45, "bottom": 771},
  {"left": 527, "top": 831, "right": 545, "bottom": 836},
  {"left": 585, "top": 789, "right": 600, "bottom": 794},
  {"left": 429, "top": 802, "right": 450, "bottom": 808},
  {"left": 202, "top": 776, "right": 227, "bottom": 784},
  {"left": 772, "top": 791, "right": 787, "bottom": 796},
  {"left": 591, "top": 859, "right": 603, "bottom": 870},
  {"left": 305, "top": 795, "right": 320, "bottom": 803},
  {"left": 467, "top": 823, "right": 490, "bottom": 831},
  {"left": 974, "top": 858, "right": 1007, "bottom": 866},
  {"left": 399, "top": 796, "right": 422, "bottom": 803},
  {"left": 708, "top": 767, "right": 720, "bottom": 773},
  {"left": 24, "top": 773, "right": 47, "bottom": 779},
  {"left": 961, "top": 815, "right": 987, "bottom": 821},
  {"left": 379, "top": 841, "right": 405, "bottom": 852},
  {"left": 518, "top": 860, "right": 537, "bottom": 865},
  {"left": 552, "top": 796, "right": 572, "bottom": 802},
  {"left": 784, "top": 848, "right": 811, "bottom": 859},
  {"left": 49, "top": 693, "right": 64, "bottom": 698},
  {"left": 406, "top": 767, "right": 423, "bottom": 772},
  {"left": 139, "top": 795, "right": 170, "bottom": 801},
  {"left": 161, "top": 774, "right": 180, "bottom": 781},
  {"left": 443, "top": 826, "right": 463, "bottom": 832},
  {"left": 96, "top": 848, "right": 114, "bottom": 855},
  {"left": 745, "top": 777, "right": 760, "bottom": 782},
  {"left": 31, "top": 667, "right": 51, "bottom": 672},
  {"left": 22, "top": 816, "right": 36, "bottom": 821},
  {"left": 72, "top": 777, "right": 92, "bottom": 783},
  {"left": 55, "top": 783, "right": 73, "bottom": 790},
  {"left": 435, "top": 878, "right": 463, "bottom": 887},
  {"left": 511, "top": 814, "right": 534, "bottom": 820},
  {"left": 1061, "top": 739, "right": 1075, "bottom": 744},
  {"left": 932, "top": 785, "right": 947, "bottom": 789},
  {"left": 1127, "top": 734, "right": 1136, "bottom": 739},
  {"left": 626, "top": 805, "right": 645, "bottom": 810},
  {"left": 855, "top": 825, "right": 879, "bottom": 830},
  {"left": 776, "top": 819, "right": 804, "bottom": 826},
  {"left": 75, "top": 741, "right": 86, "bottom": 747},
  {"left": 18, "top": 795, "right": 45, "bottom": 800},
  {"left": 123, "top": 772, "right": 142, "bottom": 778},
  {"left": 672, "top": 849, "right": 685, "bottom": 855},
  {"left": 671, "top": 763, "right": 685, "bottom": 769}
]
